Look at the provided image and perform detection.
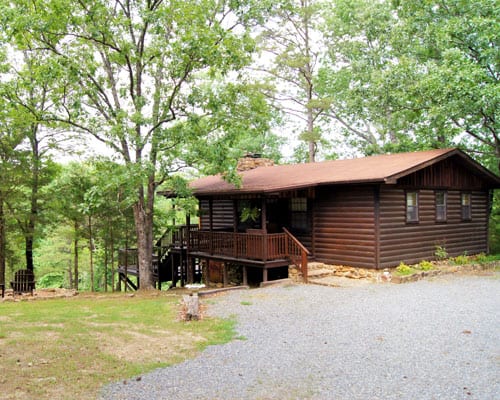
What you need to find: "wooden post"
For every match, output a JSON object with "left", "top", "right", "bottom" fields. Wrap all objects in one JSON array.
[
  {"left": 242, "top": 266, "right": 248, "bottom": 286},
  {"left": 261, "top": 198, "right": 267, "bottom": 233},
  {"left": 203, "top": 260, "right": 209, "bottom": 287},
  {"left": 262, "top": 268, "right": 268, "bottom": 282},
  {"left": 170, "top": 253, "right": 176, "bottom": 288},
  {"left": 186, "top": 214, "right": 193, "bottom": 284},
  {"left": 302, "top": 250, "right": 308, "bottom": 283},
  {"left": 223, "top": 263, "right": 228, "bottom": 287}
]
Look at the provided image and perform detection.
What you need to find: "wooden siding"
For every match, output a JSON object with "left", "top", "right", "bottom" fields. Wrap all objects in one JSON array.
[
  {"left": 378, "top": 187, "right": 489, "bottom": 268},
  {"left": 398, "top": 158, "right": 489, "bottom": 190},
  {"left": 314, "top": 186, "right": 377, "bottom": 268},
  {"left": 199, "top": 199, "right": 234, "bottom": 231}
]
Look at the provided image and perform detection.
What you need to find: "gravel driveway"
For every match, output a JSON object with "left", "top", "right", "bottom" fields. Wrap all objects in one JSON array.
[{"left": 100, "top": 273, "right": 499, "bottom": 400}]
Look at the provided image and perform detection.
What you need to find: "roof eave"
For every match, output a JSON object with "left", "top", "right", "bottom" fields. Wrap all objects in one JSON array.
[{"left": 193, "top": 179, "right": 387, "bottom": 197}]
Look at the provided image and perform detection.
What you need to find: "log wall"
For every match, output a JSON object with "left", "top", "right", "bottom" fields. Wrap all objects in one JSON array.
[
  {"left": 314, "top": 186, "right": 377, "bottom": 268},
  {"left": 199, "top": 199, "right": 235, "bottom": 231},
  {"left": 378, "top": 187, "right": 489, "bottom": 268}
]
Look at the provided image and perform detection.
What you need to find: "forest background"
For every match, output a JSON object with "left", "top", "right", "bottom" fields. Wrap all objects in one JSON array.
[{"left": 0, "top": 0, "right": 498, "bottom": 291}]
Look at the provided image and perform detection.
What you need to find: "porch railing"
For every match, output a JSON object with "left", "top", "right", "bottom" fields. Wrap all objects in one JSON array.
[
  {"left": 156, "top": 224, "right": 199, "bottom": 248},
  {"left": 283, "top": 228, "right": 310, "bottom": 283},
  {"left": 189, "top": 229, "right": 310, "bottom": 281}
]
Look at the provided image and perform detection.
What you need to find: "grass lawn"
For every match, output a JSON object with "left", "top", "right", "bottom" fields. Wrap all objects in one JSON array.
[{"left": 0, "top": 292, "right": 235, "bottom": 400}]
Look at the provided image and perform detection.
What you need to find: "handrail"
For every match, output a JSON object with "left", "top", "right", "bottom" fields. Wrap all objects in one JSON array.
[
  {"left": 282, "top": 228, "right": 310, "bottom": 255},
  {"left": 282, "top": 228, "right": 309, "bottom": 283}
]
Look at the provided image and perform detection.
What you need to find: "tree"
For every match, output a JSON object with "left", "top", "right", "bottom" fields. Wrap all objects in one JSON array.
[
  {"left": 392, "top": 0, "right": 499, "bottom": 165},
  {"left": 0, "top": 98, "right": 26, "bottom": 285},
  {"left": 318, "top": 0, "right": 402, "bottom": 155},
  {"left": 319, "top": 0, "right": 499, "bottom": 163},
  {"left": 0, "top": 47, "right": 65, "bottom": 273},
  {"left": 257, "top": 0, "right": 330, "bottom": 162},
  {"left": 2, "top": 0, "right": 275, "bottom": 289}
]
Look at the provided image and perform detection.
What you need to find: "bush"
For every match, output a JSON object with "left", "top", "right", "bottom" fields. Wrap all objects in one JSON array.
[
  {"left": 453, "top": 254, "right": 470, "bottom": 265},
  {"left": 395, "top": 262, "right": 415, "bottom": 276},
  {"left": 37, "top": 272, "right": 65, "bottom": 289},
  {"left": 434, "top": 245, "right": 448, "bottom": 261},
  {"left": 417, "top": 260, "right": 434, "bottom": 271}
]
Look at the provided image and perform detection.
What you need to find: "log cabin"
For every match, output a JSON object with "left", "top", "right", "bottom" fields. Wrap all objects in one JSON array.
[{"left": 120, "top": 148, "right": 500, "bottom": 288}]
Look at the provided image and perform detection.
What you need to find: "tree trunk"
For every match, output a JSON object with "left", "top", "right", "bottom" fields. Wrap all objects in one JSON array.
[
  {"left": 182, "top": 294, "right": 200, "bottom": 321},
  {"left": 88, "top": 215, "right": 94, "bottom": 292},
  {"left": 74, "top": 221, "right": 79, "bottom": 290},
  {"left": 110, "top": 224, "right": 115, "bottom": 292},
  {"left": 104, "top": 239, "right": 108, "bottom": 292},
  {"left": 25, "top": 235, "right": 34, "bottom": 271},
  {"left": 303, "top": 0, "right": 316, "bottom": 163},
  {"left": 133, "top": 175, "right": 155, "bottom": 290},
  {"left": 25, "top": 129, "right": 40, "bottom": 272},
  {"left": 0, "top": 195, "right": 5, "bottom": 286}
]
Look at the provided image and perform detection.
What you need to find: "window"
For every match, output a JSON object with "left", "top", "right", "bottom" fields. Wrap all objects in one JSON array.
[
  {"left": 461, "top": 193, "right": 472, "bottom": 220},
  {"left": 406, "top": 191, "right": 419, "bottom": 223},
  {"left": 435, "top": 191, "right": 447, "bottom": 222},
  {"left": 290, "top": 198, "right": 308, "bottom": 230}
]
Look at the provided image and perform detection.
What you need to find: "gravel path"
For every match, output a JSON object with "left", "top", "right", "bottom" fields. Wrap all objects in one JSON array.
[{"left": 100, "top": 273, "right": 500, "bottom": 400}]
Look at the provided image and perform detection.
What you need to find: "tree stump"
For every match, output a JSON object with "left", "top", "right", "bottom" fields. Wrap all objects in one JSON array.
[{"left": 182, "top": 293, "right": 200, "bottom": 321}]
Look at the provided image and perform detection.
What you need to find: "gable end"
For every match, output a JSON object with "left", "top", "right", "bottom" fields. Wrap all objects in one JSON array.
[{"left": 396, "top": 157, "right": 496, "bottom": 190}]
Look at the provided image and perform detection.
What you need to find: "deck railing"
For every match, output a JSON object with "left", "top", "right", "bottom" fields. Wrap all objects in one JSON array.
[
  {"left": 283, "top": 228, "right": 310, "bottom": 283},
  {"left": 156, "top": 224, "right": 199, "bottom": 248},
  {"left": 189, "top": 229, "right": 310, "bottom": 280},
  {"left": 189, "top": 231, "right": 289, "bottom": 261},
  {"left": 119, "top": 225, "right": 310, "bottom": 283}
]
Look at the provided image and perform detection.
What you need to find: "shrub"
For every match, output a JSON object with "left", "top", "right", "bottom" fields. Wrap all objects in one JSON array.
[
  {"left": 417, "top": 260, "right": 434, "bottom": 271},
  {"left": 395, "top": 262, "right": 415, "bottom": 276},
  {"left": 434, "top": 245, "right": 448, "bottom": 261},
  {"left": 453, "top": 254, "right": 470, "bottom": 265},
  {"left": 37, "top": 272, "right": 65, "bottom": 289}
]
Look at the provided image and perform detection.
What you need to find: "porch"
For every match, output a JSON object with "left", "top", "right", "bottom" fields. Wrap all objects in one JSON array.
[
  {"left": 188, "top": 228, "right": 309, "bottom": 285},
  {"left": 117, "top": 225, "right": 309, "bottom": 289}
]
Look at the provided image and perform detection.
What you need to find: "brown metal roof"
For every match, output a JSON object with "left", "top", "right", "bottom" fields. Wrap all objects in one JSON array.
[{"left": 189, "top": 148, "right": 500, "bottom": 195}]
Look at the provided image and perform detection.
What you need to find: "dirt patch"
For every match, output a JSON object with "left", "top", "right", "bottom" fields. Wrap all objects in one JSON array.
[
  {"left": 93, "top": 328, "right": 207, "bottom": 364},
  {"left": 1, "top": 288, "right": 78, "bottom": 302}
]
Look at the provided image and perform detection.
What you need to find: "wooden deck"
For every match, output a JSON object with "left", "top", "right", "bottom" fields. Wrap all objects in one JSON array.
[
  {"left": 117, "top": 225, "right": 309, "bottom": 289},
  {"left": 189, "top": 228, "right": 309, "bottom": 280}
]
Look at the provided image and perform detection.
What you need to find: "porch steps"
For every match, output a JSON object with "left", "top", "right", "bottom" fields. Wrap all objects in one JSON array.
[
  {"left": 307, "top": 268, "right": 335, "bottom": 279},
  {"left": 306, "top": 262, "right": 376, "bottom": 288}
]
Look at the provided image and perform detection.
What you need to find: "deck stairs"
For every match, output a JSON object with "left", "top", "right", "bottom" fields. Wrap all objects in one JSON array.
[{"left": 117, "top": 226, "right": 202, "bottom": 290}]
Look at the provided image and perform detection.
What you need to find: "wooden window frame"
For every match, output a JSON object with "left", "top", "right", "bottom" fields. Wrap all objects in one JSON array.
[
  {"left": 461, "top": 192, "right": 472, "bottom": 221},
  {"left": 435, "top": 191, "right": 447, "bottom": 222},
  {"left": 406, "top": 191, "right": 419, "bottom": 223},
  {"left": 290, "top": 197, "right": 308, "bottom": 232}
]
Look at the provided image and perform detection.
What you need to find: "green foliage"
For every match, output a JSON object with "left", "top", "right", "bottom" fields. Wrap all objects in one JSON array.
[
  {"left": 473, "top": 253, "right": 500, "bottom": 264},
  {"left": 416, "top": 260, "right": 434, "bottom": 271},
  {"left": 488, "top": 191, "right": 500, "bottom": 252},
  {"left": 240, "top": 206, "right": 260, "bottom": 223},
  {"left": 434, "top": 245, "right": 448, "bottom": 261},
  {"left": 37, "top": 272, "right": 65, "bottom": 288},
  {"left": 1, "top": 0, "right": 278, "bottom": 289},
  {"left": 453, "top": 254, "right": 471, "bottom": 266},
  {"left": 395, "top": 262, "right": 415, "bottom": 276},
  {"left": 319, "top": 0, "right": 499, "bottom": 165}
]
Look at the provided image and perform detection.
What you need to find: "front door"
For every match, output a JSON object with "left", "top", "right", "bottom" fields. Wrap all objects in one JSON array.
[{"left": 266, "top": 198, "right": 289, "bottom": 233}]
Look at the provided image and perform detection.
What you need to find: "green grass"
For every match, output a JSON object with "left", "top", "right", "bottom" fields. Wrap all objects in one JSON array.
[{"left": 0, "top": 292, "right": 235, "bottom": 400}]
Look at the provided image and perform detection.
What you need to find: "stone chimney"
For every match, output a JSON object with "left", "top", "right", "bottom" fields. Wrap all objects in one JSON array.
[{"left": 236, "top": 153, "right": 275, "bottom": 171}]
